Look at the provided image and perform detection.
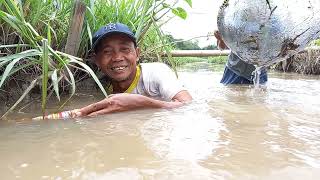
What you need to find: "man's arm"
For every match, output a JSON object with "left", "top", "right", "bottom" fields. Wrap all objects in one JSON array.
[
  {"left": 214, "top": 30, "right": 228, "bottom": 50},
  {"left": 76, "top": 92, "right": 192, "bottom": 117},
  {"left": 172, "top": 90, "right": 192, "bottom": 103},
  {"left": 76, "top": 62, "right": 193, "bottom": 117}
]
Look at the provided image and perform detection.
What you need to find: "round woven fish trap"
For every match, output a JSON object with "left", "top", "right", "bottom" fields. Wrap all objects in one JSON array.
[{"left": 217, "top": 0, "right": 320, "bottom": 67}]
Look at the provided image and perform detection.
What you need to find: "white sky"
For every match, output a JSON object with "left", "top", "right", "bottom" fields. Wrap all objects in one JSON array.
[{"left": 162, "top": 0, "right": 224, "bottom": 48}]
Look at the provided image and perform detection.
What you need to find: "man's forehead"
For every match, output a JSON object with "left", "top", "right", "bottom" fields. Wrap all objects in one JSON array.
[{"left": 100, "top": 34, "right": 135, "bottom": 46}]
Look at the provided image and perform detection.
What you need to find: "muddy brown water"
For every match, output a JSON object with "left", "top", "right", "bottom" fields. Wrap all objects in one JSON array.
[{"left": 0, "top": 63, "right": 319, "bottom": 179}]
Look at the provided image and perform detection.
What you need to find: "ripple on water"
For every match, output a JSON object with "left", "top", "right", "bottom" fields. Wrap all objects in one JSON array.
[{"left": 1, "top": 67, "right": 320, "bottom": 179}]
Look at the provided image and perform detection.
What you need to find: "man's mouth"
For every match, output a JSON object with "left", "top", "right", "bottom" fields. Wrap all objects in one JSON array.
[{"left": 110, "top": 66, "right": 128, "bottom": 71}]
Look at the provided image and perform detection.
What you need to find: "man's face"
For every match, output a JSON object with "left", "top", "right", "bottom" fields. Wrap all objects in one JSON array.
[{"left": 94, "top": 34, "right": 140, "bottom": 82}]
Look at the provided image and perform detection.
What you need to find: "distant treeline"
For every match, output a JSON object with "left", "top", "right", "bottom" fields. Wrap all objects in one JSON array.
[{"left": 165, "top": 35, "right": 217, "bottom": 50}]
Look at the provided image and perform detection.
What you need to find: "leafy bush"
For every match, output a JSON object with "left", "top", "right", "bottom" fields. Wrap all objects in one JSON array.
[{"left": 0, "top": 0, "right": 192, "bottom": 117}]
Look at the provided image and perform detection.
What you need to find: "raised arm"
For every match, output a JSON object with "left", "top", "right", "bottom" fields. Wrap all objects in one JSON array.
[{"left": 214, "top": 30, "right": 228, "bottom": 50}]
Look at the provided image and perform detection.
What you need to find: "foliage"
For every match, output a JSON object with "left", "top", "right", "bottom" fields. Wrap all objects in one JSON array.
[
  {"left": 207, "top": 56, "right": 228, "bottom": 64},
  {"left": 83, "top": 0, "right": 192, "bottom": 56},
  {"left": 165, "top": 34, "right": 201, "bottom": 50},
  {"left": 202, "top": 44, "right": 217, "bottom": 50},
  {"left": 164, "top": 34, "right": 219, "bottom": 50},
  {"left": 0, "top": 0, "right": 193, "bottom": 117},
  {"left": 171, "top": 57, "right": 206, "bottom": 66},
  {"left": 176, "top": 40, "right": 201, "bottom": 50}
]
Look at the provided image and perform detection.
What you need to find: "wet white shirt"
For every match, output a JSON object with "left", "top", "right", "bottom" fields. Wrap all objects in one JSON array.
[{"left": 132, "top": 62, "right": 187, "bottom": 101}]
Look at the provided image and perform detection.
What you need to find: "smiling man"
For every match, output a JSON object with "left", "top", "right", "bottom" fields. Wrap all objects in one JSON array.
[{"left": 75, "top": 23, "right": 192, "bottom": 117}]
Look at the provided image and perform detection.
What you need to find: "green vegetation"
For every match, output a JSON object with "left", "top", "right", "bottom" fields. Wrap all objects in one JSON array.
[
  {"left": 0, "top": 0, "right": 192, "bottom": 117},
  {"left": 172, "top": 56, "right": 227, "bottom": 69},
  {"left": 165, "top": 35, "right": 201, "bottom": 50},
  {"left": 202, "top": 44, "right": 217, "bottom": 50},
  {"left": 208, "top": 56, "right": 228, "bottom": 64},
  {"left": 171, "top": 57, "right": 207, "bottom": 66},
  {"left": 164, "top": 34, "right": 218, "bottom": 50}
]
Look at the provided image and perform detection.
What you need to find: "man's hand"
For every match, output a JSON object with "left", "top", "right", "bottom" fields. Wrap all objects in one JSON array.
[
  {"left": 172, "top": 90, "right": 192, "bottom": 103},
  {"left": 214, "top": 30, "right": 228, "bottom": 50},
  {"left": 75, "top": 93, "right": 184, "bottom": 117}
]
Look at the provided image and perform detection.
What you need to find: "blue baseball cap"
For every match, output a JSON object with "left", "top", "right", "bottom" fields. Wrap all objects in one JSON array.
[{"left": 91, "top": 23, "right": 137, "bottom": 52}]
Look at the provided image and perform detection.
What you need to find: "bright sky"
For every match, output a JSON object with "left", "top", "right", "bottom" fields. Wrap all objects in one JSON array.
[{"left": 162, "top": 0, "right": 224, "bottom": 48}]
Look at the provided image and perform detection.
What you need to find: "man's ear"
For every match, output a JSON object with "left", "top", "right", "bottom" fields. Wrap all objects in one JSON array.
[
  {"left": 135, "top": 47, "right": 141, "bottom": 61},
  {"left": 91, "top": 51, "right": 97, "bottom": 60},
  {"left": 90, "top": 53, "right": 101, "bottom": 67}
]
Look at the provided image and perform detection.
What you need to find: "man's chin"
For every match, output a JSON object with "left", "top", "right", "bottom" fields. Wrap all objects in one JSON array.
[{"left": 111, "top": 76, "right": 130, "bottom": 82}]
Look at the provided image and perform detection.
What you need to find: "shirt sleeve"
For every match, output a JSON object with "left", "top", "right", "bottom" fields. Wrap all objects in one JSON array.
[{"left": 141, "top": 63, "right": 187, "bottom": 101}]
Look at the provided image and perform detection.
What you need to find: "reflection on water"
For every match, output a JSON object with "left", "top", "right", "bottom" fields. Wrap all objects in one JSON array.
[{"left": 0, "top": 63, "right": 320, "bottom": 179}]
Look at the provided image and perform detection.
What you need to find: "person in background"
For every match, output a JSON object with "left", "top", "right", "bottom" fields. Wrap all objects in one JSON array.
[
  {"left": 34, "top": 22, "right": 192, "bottom": 120},
  {"left": 214, "top": 31, "right": 268, "bottom": 85}
]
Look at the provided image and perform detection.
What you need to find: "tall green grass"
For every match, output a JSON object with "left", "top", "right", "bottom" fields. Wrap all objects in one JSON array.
[
  {"left": 0, "top": 0, "right": 192, "bottom": 118},
  {"left": 0, "top": 0, "right": 108, "bottom": 118}
]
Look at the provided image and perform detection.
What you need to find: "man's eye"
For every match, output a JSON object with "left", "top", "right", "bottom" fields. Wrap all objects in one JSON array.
[
  {"left": 103, "top": 50, "right": 113, "bottom": 55},
  {"left": 121, "top": 48, "right": 131, "bottom": 53}
]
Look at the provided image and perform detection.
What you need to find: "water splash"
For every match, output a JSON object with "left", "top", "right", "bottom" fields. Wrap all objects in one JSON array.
[{"left": 252, "top": 66, "right": 265, "bottom": 89}]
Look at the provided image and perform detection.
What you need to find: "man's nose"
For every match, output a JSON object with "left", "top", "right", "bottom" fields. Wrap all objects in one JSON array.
[{"left": 112, "top": 50, "right": 124, "bottom": 61}]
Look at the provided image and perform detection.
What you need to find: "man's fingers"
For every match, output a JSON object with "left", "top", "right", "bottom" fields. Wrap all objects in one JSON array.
[
  {"left": 79, "top": 99, "right": 111, "bottom": 116},
  {"left": 78, "top": 104, "right": 99, "bottom": 116},
  {"left": 167, "top": 101, "right": 184, "bottom": 109},
  {"left": 88, "top": 107, "right": 114, "bottom": 117},
  {"left": 214, "top": 30, "right": 221, "bottom": 39}
]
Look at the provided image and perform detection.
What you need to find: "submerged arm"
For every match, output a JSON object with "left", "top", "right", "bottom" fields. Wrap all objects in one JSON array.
[{"left": 76, "top": 92, "right": 192, "bottom": 117}]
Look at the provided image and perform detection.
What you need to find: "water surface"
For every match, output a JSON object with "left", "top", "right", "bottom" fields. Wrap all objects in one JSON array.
[{"left": 0, "top": 63, "right": 319, "bottom": 179}]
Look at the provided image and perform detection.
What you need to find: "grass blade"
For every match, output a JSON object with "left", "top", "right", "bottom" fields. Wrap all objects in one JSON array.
[
  {"left": 47, "top": 22, "right": 52, "bottom": 46},
  {"left": 0, "top": 49, "right": 40, "bottom": 61},
  {"left": 64, "top": 63, "right": 76, "bottom": 96},
  {"left": 51, "top": 69, "right": 60, "bottom": 101},
  {"left": 56, "top": 63, "right": 76, "bottom": 111},
  {"left": 56, "top": 51, "right": 107, "bottom": 97},
  {"left": 0, "top": 44, "right": 29, "bottom": 48},
  {"left": 41, "top": 39, "right": 49, "bottom": 115},
  {"left": 0, "top": 57, "right": 23, "bottom": 88},
  {"left": 0, "top": 61, "right": 37, "bottom": 80}
]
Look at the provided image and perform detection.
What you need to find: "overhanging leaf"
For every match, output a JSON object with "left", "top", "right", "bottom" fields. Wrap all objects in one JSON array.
[
  {"left": 172, "top": 7, "right": 187, "bottom": 20},
  {"left": 184, "top": 0, "right": 192, "bottom": 8},
  {"left": 0, "top": 57, "right": 23, "bottom": 88}
]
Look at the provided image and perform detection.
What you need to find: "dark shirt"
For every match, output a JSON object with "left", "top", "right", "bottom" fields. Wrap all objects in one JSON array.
[{"left": 220, "top": 52, "right": 268, "bottom": 85}]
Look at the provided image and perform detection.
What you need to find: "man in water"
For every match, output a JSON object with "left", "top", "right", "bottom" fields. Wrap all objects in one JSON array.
[
  {"left": 214, "top": 31, "right": 268, "bottom": 85},
  {"left": 75, "top": 23, "right": 192, "bottom": 117}
]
